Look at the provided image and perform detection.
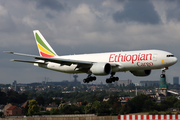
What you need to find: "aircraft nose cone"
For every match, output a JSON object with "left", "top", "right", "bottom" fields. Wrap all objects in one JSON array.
[
  {"left": 174, "top": 57, "right": 178, "bottom": 64},
  {"left": 171, "top": 57, "right": 178, "bottom": 65}
]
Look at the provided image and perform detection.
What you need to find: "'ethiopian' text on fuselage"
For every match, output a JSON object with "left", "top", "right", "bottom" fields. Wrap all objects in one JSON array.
[{"left": 109, "top": 53, "right": 153, "bottom": 63}]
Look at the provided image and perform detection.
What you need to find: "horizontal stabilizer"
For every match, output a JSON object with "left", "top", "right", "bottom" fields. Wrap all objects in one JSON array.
[{"left": 4, "top": 51, "right": 39, "bottom": 57}]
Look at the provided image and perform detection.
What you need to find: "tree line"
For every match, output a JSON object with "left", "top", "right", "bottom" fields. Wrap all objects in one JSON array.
[
  {"left": 1, "top": 89, "right": 180, "bottom": 116},
  {"left": 25, "top": 94, "right": 180, "bottom": 116},
  {"left": 0, "top": 89, "right": 134, "bottom": 105}
]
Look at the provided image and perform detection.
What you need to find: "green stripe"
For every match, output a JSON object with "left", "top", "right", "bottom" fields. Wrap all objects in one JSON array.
[{"left": 36, "top": 33, "right": 56, "bottom": 55}]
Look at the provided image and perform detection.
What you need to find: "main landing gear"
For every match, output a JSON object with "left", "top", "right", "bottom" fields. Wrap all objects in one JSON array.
[
  {"left": 83, "top": 74, "right": 96, "bottom": 83},
  {"left": 106, "top": 72, "right": 119, "bottom": 83}
]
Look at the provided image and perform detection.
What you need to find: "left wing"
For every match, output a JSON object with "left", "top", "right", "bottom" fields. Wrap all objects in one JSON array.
[{"left": 5, "top": 51, "right": 118, "bottom": 67}]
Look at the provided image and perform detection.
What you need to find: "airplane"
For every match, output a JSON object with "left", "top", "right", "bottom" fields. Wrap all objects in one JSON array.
[{"left": 5, "top": 30, "right": 178, "bottom": 83}]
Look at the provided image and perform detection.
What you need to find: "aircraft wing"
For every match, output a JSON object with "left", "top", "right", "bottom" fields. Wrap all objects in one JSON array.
[{"left": 5, "top": 51, "right": 118, "bottom": 67}]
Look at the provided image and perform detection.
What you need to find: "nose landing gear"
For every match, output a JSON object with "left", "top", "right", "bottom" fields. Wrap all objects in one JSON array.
[
  {"left": 160, "top": 67, "right": 168, "bottom": 78},
  {"left": 106, "top": 72, "right": 119, "bottom": 83},
  {"left": 159, "top": 67, "right": 168, "bottom": 95}
]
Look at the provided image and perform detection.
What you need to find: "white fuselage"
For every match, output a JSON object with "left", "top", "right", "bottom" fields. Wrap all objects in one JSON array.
[{"left": 34, "top": 50, "right": 177, "bottom": 74}]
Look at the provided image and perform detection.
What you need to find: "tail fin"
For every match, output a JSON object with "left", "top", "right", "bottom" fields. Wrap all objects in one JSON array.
[{"left": 33, "top": 30, "right": 57, "bottom": 57}]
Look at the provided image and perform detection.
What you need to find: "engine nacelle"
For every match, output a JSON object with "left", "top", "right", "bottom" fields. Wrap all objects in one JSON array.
[
  {"left": 90, "top": 62, "right": 111, "bottom": 75},
  {"left": 130, "top": 70, "right": 151, "bottom": 76}
]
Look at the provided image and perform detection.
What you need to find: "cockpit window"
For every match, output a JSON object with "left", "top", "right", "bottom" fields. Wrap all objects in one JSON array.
[{"left": 167, "top": 55, "right": 174, "bottom": 57}]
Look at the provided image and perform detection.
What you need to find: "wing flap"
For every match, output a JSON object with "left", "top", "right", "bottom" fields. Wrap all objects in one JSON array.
[
  {"left": 11, "top": 59, "right": 46, "bottom": 64},
  {"left": 34, "top": 56, "right": 93, "bottom": 65}
]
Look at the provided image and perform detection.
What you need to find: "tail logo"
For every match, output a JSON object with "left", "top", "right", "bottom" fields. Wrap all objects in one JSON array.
[{"left": 35, "top": 33, "right": 56, "bottom": 57}]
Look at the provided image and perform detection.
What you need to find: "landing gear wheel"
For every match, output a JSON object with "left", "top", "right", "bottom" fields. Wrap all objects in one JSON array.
[
  {"left": 83, "top": 74, "right": 96, "bottom": 83},
  {"left": 160, "top": 68, "right": 168, "bottom": 78},
  {"left": 83, "top": 78, "right": 90, "bottom": 83},
  {"left": 106, "top": 78, "right": 112, "bottom": 83},
  {"left": 92, "top": 76, "right": 96, "bottom": 81},
  {"left": 112, "top": 77, "right": 116, "bottom": 82},
  {"left": 115, "top": 77, "right": 119, "bottom": 81},
  {"left": 106, "top": 72, "right": 119, "bottom": 83}
]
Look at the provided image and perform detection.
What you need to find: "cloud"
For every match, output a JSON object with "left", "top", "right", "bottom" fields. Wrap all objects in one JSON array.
[
  {"left": 166, "top": 1, "right": 180, "bottom": 22},
  {"left": 0, "top": 4, "right": 7, "bottom": 16},
  {"left": 20, "top": 0, "right": 65, "bottom": 19},
  {"left": 22, "top": 16, "right": 38, "bottom": 27},
  {"left": 0, "top": 0, "right": 180, "bottom": 84},
  {"left": 35, "top": 0, "right": 64, "bottom": 12},
  {"left": 113, "top": 0, "right": 161, "bottom": 24}
]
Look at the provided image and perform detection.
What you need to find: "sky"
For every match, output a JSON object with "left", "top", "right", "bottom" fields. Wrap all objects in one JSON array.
[{"left": 1, "top": 0, "right": 180, "bottom": 84}]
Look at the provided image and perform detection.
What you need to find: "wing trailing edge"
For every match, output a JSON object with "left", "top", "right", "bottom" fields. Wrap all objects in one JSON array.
[{"left": 11, "top": 59, "right": 46, "bottom": 64}]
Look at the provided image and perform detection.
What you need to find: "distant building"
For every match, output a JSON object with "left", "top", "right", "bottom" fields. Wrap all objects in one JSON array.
[
  {"left": 134, "top": 83, "right": 140, "bottom": 86},
  {"left": 21, "top": 101, "right": 28, "bottom": 108},
  {"left": 103, "top": 96, "right": 131, "bottom": 106},
  {"left": 46, "top": 104, "right": 58, "bottom": 111},
  {"left": 4, "top": 103, "right": 12, "bottom": 116},
  {"left": 100, "top": 81, "right": 103, "bottom": 86},
  {"left": 12, "top": 80, "right": 17, "bottom": 86},
  {"left": 173, "top": 77, "right": 179, "bottom": 85},
  {"left": 119, "top": 97, "right": 131, "bottom": 106},
  {"left": 4, "top": 103, "right": 22, "bottom": 116},
  {"left": 73, "top": 102, "right": 82, "bottom": 107},
  {"left": 0, "top": 105, "right": 4, "bottom": 112},
  {"left": 46, "top": 80, "right": 81, "bottom": 86},
  {"left": 149, "top": 92, "right": 166, "bottom": 103},
  {"left": 12, "top": 80, "right": 17, "bottom": 91},
  {"left": 6, "top": 105, "right": 22, "bottom": 116},
  {"left": 52, "top": 97, "right": 62, "bottom": 100},
  {"left": 116, "top": 79, "right": 132, "bottom": 86},
  {"left": 42, "top": 81, "right": 46, "bottom": 85},
  {"left": 73, "top": 75, "right": 78, "bottom": 82},
  {"left": 140, "top": 81, "right": 159, "bottom": 87}
]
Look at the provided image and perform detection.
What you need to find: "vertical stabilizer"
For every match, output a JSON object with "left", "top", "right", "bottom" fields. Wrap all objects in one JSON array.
[{"left": 33, "top": 30, "right": 57, "bottom": 57}]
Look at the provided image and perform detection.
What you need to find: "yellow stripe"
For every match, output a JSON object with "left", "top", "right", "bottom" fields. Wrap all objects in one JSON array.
[{"left": 37, "top": 44, "right": 55, "bottom": 56}]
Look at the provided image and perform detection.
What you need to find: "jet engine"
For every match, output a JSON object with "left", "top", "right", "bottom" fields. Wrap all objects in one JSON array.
[
  {"left": 130, "top": 70, "right": 151, "bottom": 76},
  {"left": 90, "top": 62, "right": 111, "bottom": 75}
]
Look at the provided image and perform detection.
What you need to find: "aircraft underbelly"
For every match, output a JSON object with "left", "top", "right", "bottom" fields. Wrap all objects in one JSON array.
[{"left": 35, "top": 63, "right": 82, "bottom": 74}]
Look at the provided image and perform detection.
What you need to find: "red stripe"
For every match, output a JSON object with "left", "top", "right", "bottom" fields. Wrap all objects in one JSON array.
[
  {"left": 118, "top": 115, "right": 120, "bottom": 120},
  {"left": 169, "top": 115, "right": 172, "bottom": 119},
  {"left": 124, "top": 115, "right": 126, "bottom": 120},
  {"left": 175, "top": 114, "right": 178, "bottom": 119},
  {"left": 158, "top": 115, "right": 161, "bottom": 120},
  {"left": 135, "top": 115, "right": 138, "bottom": 120},
  {"left": 117, "top": 114, "right": 180, "bottom": 120},
  {"left": 129, "top": 115, "right": 132, "bottom": 120},
  {"left": 40, "top": 51, "right": 54, "bottom": 57},
  {"left": 146, "top": 115, "right": 149, "bottom": 120}
]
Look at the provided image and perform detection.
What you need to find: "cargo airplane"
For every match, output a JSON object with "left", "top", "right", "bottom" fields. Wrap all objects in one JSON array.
[{"left": 5, "top": 30, "right": 178, "bottom": 83}]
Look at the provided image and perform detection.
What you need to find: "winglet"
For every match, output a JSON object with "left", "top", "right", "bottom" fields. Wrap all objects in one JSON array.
[{"left": 33, "top": 30, "right": 57, "bottom": 57}]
